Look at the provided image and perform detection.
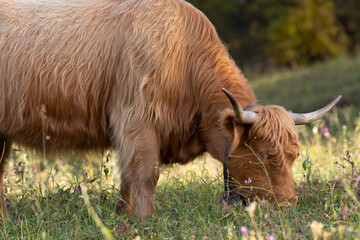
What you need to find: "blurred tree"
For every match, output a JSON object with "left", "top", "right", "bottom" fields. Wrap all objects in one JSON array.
[
  {"left": 189, "top": 0, "right": 311, "bottom": 68},
  {"left": 266, "top": 0, "right": 348, "bottom": 65},
  {"left": 189, "top": 0, "right": 287, "bottom": 68},
  {"left": 238, "top": 0, "right": 297, "bottom": 68},
  {"left": 334, "top": 0, "right": 360, "bottom": 55},
  {"left": 188, "top": 0, "right": 354, "bottom": 69}
]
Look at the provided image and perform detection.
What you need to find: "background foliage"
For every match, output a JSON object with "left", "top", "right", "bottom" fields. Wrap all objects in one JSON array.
[{"left": 189, "top": 0, "right": 360, "bottom": 69}]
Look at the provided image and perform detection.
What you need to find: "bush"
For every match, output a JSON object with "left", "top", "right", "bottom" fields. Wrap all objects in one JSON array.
[{"left": 265, "top": 0, "right": 348, "bottom": 65}]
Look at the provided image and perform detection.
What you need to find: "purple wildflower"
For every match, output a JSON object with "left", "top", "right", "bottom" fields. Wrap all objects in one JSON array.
[
  {"left": 322, "top": 127, "right": 329, "bottom": 135},
  {"left": 226, "top": 169, "right": 230, "bottom": 174},
  {"left": 240, "top": 226, "right": 248, "bottom": 235}
]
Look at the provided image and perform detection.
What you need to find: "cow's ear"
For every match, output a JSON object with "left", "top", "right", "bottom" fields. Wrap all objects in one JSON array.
[
  {"left": 222, "top": 109, "right": 245, "bottom": 152},
  {"left": 221, "top": 109, "right": 236, "bottom": 137}
]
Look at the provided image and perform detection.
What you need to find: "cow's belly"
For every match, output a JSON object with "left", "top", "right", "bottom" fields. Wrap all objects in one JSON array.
[
  {"left": 2, "top": 109, "right": 112, "bottom": 152},
  {"left": 11, "top": 128, "right": 112, "bottom": 153}
]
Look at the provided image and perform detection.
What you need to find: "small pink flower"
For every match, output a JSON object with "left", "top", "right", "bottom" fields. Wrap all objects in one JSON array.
[
  {"left": 268, "top": 236, "right": 275, "bottom": 240},
  {"left": 240, "top": 226, "right": 248, "bottom": 235},
  {"left": 355, "top": 176, "right": 360, "bottom": 184},
  {"left": 322, "top": 127, "right": 329, "bottom": 135},
  {"left": 341, "top": 206, "right": 348, "bottom": 220}
]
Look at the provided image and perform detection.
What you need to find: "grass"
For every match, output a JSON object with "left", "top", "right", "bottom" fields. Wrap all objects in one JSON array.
[
  {"left": 1, "top": 55, "right": 360, "bottom": 239},
  {"left": 249, "top": 54, "right": 360, "bottom": 112}
]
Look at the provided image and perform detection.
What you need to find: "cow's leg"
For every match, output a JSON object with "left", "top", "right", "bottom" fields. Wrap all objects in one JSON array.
[
  {"left": 133, "top": 157, "right": 160, "bottom": 219},
  {"left": 0, "top": 137, "right": 12, "bottom": 220},
  {"left": 117, "top": 159, "right": 160, "bottom": 218},
  {"left": 117, "top": 166, "right": 136, "bottom": 214},
  {"left": 116, "top": 124, "right": 160, "bottom": 219}
]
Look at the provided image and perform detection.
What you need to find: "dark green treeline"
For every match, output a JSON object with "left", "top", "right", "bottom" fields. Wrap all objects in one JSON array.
[{"left": 189, "top": 0, "right": 360, "bottom": 70}]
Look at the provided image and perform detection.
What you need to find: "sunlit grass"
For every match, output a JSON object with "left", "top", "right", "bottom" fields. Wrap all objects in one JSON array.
[{"left": 0, "top": 107, "right": 359, "bottom": 239}]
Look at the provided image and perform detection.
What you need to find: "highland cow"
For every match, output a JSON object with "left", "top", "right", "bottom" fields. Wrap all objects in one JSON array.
[{"left": 0, "top": 0, "right": 340, "bottom": 219}]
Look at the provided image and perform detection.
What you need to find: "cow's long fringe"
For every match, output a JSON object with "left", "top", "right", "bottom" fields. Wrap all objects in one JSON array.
[{"left": 249, "top": 105, "right": 299, "bottom": 165}]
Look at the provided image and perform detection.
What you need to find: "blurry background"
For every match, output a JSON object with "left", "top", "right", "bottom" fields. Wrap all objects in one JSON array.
[
  {"left": 190, "top": 0, "right": 359, "bottom": 69},
  {"left": 189, "top": 0, "right": 360, "bottom": 111}
]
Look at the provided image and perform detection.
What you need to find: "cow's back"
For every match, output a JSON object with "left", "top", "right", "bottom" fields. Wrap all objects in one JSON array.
[{"left": 0, "top": 0, "right": 228, "bottom": 152}]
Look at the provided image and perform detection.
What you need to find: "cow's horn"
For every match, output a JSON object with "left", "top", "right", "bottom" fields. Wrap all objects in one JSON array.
[
  {"left": 289, "top": 95, "right": 342, "bottom": 125},
  {"left": 222, "top": 88, "right": 258, "bottom": 124}
]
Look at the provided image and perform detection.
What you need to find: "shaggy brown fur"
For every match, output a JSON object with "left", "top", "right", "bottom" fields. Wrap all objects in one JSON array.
[{"left": 0, "top": 0, "right": 300, "bottom": 219}]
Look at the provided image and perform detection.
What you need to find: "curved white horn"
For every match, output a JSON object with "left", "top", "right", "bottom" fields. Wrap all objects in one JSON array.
[
  {"left": 290, "top": 95, "right": 342, "bottom": 125},
  {"left": 222, "top": 88, "right": 258, "bottom": 124}
]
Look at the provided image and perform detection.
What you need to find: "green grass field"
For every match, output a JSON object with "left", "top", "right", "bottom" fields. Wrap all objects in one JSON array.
[
  {"left": 250, "top": 55, "right": 360, "bottom": 112},
  {"left": 1, "top": 55, "right": 360, "bottom": 239}
]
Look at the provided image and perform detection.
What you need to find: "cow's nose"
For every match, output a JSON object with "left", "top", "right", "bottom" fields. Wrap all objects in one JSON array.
[
  {"left": 280, "top": 196, "right": 298, "bottom": 207},
  {"left": 284, "top": 196, "right": 298, "bottom": 206}
]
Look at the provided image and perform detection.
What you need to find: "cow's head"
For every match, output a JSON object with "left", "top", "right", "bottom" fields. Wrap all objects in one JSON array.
[{"left": 221, "top": 89, "right": 341, "bottom": 205}]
